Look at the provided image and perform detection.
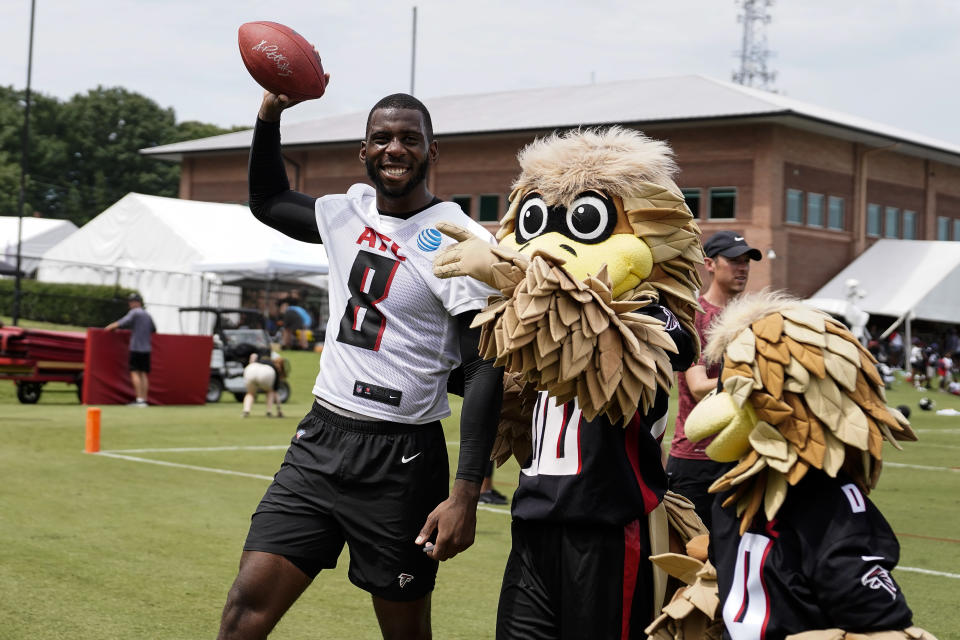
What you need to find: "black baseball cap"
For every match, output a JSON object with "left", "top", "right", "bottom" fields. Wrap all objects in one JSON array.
[
  {"left": 127, "top": 293, "right": 143, "bottom": 303},
  {"left": 703, "top": 231, "right": 762, "bottom": 261}
]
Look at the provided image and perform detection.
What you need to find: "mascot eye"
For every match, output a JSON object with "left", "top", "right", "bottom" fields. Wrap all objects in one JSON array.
[
  {"left": 517, "top": 196, "right": 549, "bottom": 242},
  {"left": 565, "top": 194, "right": 612, "bottom": 242}
]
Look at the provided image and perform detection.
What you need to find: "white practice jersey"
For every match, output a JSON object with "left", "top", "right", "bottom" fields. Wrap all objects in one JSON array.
[{"left": 312, "top": 183, "right": 498, "bottom": 422}]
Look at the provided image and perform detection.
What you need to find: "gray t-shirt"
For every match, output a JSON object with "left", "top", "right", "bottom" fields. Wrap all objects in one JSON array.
[{"left": 117, "top": 307, "right": 156, "bottom": 353}]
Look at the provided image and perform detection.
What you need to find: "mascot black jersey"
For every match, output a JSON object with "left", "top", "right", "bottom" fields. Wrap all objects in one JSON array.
[
  {"left": 511, "top": 304, "right": 694, "bottom": 524},
  {"left": 710, "top": 471, "right": 914, "bottom": 640}
]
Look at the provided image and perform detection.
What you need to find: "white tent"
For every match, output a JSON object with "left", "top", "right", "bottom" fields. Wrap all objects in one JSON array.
[
  {"left": 811, "top": 240, "right": 960, "bottom": 324},
  {"left": 36, "top": 193, "right": 328, "bottom": 333},
  {"left": 0, "top": 216, "right": 78, "bottom": 275},
  {"left": 811, "top": 240, "right": 960, "bottom": 364},
  {"left": 194, "top": 240, "right": 329, "bottom": 283}
]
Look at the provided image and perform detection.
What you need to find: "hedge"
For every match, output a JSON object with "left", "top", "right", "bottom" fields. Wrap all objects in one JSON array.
[{"left": 0, "top": 279, "right": 139, "bottom": 328}]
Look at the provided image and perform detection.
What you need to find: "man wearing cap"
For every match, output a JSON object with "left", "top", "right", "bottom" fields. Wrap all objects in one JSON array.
[
  {"left": 106, "top": 293, "right": 156, "bottom": 407},
  {"left": 666, "top": 231, "right": 761, "bottom": 527}
]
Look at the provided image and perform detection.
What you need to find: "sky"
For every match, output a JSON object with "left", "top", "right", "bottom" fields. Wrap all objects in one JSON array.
[{"left": 2, "top": 0, "right": 960, "bottom": 145}]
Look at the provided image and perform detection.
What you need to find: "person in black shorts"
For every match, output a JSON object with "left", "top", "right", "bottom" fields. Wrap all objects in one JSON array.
[
  {"left": 105, "top": 292, "right": 156, "bottom": 407},
  {"left": 216, "top": 85, "right": 503, "bottom": 640}
]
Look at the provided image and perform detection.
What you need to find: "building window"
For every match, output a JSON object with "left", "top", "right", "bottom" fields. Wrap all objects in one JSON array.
[
  {"left": 806, "top": 193, "right": 824, "bottom": 227},
  {"left": 937, "top": 216, "right": 950, "bottom": 240},
  {"left": 682, "top": 189, "right": 701, "bottom": 218},
  {"left": 902, "top": 210, "right": 917, "bottom": 240},
  {"left": 452, "top": 195, "right": 472, "bottom": 216},
  {"left": 884, "top": 207, "right": 899, "bottom": 238},
  {"left": 709, "top": 187, "right": 737, "bottom": 219},
  {"left": 478, "top": 194, "right": 500, "bottom": 222},
  {"left": 867, "top": 204, "right": 881, "bottom": 237},
  {"left": 786, "top": 189, "right": 803, "bottom": 224},
  {"left": 827, "top": 196, "right": 845, "bottom": 230},
  {"left": 954, "top": 219, "right": 960, "bottom": 242}
]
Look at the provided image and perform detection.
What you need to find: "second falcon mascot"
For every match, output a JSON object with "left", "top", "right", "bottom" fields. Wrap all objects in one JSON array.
[{"left": 433, "top": 127, "right": 706, "bottom": 638}]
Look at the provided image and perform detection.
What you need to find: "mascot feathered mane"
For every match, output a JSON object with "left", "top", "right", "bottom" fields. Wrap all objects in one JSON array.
[{"left": 685, "top": 290, "right": 916, "bottom": 534}]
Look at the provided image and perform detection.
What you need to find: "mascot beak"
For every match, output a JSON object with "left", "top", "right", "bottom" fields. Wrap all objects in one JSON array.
[{"left": 685, "top": 390, "right": 758, "bottom": 462}]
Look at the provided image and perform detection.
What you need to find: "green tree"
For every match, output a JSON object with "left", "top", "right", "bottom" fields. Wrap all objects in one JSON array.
[
  {"left": 0, "top": 85, "right": 240, "bottom": 226},
  {"left": 0, "top": 85, "right": 64, "bottom": 218}
]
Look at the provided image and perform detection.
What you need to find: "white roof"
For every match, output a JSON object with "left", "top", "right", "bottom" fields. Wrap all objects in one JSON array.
[
  {"left": 0, "top": 216, "right": 78, "bottom": 274},
  {"left": 810, "top": 240, "right": 960, "bottom": 323},
  {"left": 142, "top": 75, "right": 960, "bottom": 165},
  {"left": 36, "top": 193, "right": 327, "bottom": 332}
]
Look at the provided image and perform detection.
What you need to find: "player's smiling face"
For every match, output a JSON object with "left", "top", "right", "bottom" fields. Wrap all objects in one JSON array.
[{"left": 361, "top": 108, "right": 437, "bottom": 199}]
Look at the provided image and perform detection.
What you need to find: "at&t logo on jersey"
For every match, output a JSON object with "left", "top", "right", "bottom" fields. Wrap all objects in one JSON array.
[{"left": 416, "top": 227, "right": 442, "bottom": 252}]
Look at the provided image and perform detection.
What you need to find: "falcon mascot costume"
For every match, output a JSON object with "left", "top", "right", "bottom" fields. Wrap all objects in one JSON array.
[
  {"left": 678, "top": 291, "right": 937, "bottom": 640},
  {"left": 434, "top": 126, "right": 707, "bottom": 639}
]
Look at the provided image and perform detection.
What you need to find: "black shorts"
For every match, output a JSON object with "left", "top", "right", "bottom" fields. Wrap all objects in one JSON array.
[
  {"left": 665, "top": 455, "right": 733, "bottom": 530},
  {"left": 129, "top": 351, "right": 151, "bottom": 373},
  {"left": 244, "top": 402, "right": 449, "bottom": 601},
  {"left": 496, "top": 518, "right": 653, "bottom": 640}
]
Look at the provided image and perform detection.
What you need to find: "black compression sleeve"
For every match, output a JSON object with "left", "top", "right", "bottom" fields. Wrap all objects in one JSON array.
[
  {"left": 248, "top": 118, "right": 322, "bottom": 243},
  {"left": 454, "top": 310, "right": 503, "bottom": 484}
]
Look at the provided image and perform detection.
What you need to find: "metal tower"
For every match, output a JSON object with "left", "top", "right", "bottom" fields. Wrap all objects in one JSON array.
[{"left": 733, "top": 0, "right": 777, "bottom": 91}]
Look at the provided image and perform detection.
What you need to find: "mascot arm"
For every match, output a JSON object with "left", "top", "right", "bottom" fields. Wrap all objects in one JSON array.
[{"left": 433, "top": 222, "right": 531, "bottom": 289}]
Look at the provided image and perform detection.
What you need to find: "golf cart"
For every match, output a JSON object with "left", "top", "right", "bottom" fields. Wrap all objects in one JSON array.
[{"left": 178, "top": 306, "right": 291, "bottom": 404}]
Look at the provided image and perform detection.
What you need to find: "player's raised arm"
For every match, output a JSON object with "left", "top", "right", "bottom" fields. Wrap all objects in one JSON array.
[{"left": 248, "top": 92, "right": 323, "bottom": 243}]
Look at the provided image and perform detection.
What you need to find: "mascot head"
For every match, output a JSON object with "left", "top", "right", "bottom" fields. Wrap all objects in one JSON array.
[
  {"left": 496, "top": 127, "right": 703, "bottom": 332},
  {"left": 684, "top": 291, "right": 916, "bottom": 533}
]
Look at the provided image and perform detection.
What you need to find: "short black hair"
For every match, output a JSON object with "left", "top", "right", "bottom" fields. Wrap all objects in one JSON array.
[{"left": 365, "top": 93, "right": 434, "bottom": 142}]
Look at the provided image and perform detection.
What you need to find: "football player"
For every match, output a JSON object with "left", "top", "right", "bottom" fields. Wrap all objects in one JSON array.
[{"left": 216, "top": 88, "right": 503, "bottom": 640}]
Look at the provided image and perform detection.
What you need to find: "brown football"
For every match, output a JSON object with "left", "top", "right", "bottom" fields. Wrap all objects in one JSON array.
[{"left": 238, "top": 21, "right": 326, "bottom": 101}]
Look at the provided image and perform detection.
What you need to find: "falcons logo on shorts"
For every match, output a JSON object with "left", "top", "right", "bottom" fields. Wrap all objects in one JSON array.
[
  {"left": 861, "top": 565, "right": 897, "bottom": 599},
  {"left": 398, "top": 573, "right": 415, "bottom": 589}
]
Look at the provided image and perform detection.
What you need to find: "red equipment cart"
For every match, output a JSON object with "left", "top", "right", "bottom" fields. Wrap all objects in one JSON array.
[{"left": 0, "top": 326, "right": 86, "bottom": 403}]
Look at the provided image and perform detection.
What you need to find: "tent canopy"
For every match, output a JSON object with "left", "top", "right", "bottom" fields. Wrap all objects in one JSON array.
[
  {"left": 193, "top": 237, "right": 328, "bottom": 282},
  {"left": 36, "top": 193, "right": 328, "bottom": 332},
  {"left": 0, "top": 216, "right": 78, "bottom": 274},
  {"left": 810, "top": 239, "right": 960, "bottom": 323}
]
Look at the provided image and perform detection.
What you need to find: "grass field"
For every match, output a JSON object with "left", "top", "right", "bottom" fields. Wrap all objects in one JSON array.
[{"left": 1, "top": 345, "right": 958, "bottom": 639}]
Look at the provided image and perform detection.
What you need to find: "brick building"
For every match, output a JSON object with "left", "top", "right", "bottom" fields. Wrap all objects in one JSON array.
[{"left": 142, "top": 75, "right": 960, "bottom": 297}]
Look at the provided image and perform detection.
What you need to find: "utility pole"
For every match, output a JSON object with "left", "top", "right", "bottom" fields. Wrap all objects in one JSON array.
[
  {"left": 13, "top": 0, "right": 38, "bottom": 326},
  {"left": 410, "top": 6, "right": 417, "bottom": 96},
  {"left": 732, "top": 0, "right": 776, "bottom": 91}
]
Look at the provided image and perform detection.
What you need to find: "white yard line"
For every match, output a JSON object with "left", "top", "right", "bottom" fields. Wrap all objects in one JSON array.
[
  {"left": 478, "top": 505, "right": 510, "bottom": 514},
  {"left": 94, "top": 451, "right": 274, "bottom": 481},
  {"left": 914, "top": 429, "right": 960, "bottom": 434},
  {"left": 884, "top": 461, "right": 960, "bottom": 473},
  {"left": 102, "top": 445, "right": 288, "bottom": 454},
  {"left": 898, "top": 566, "right": 960, "bottom": 580}
]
